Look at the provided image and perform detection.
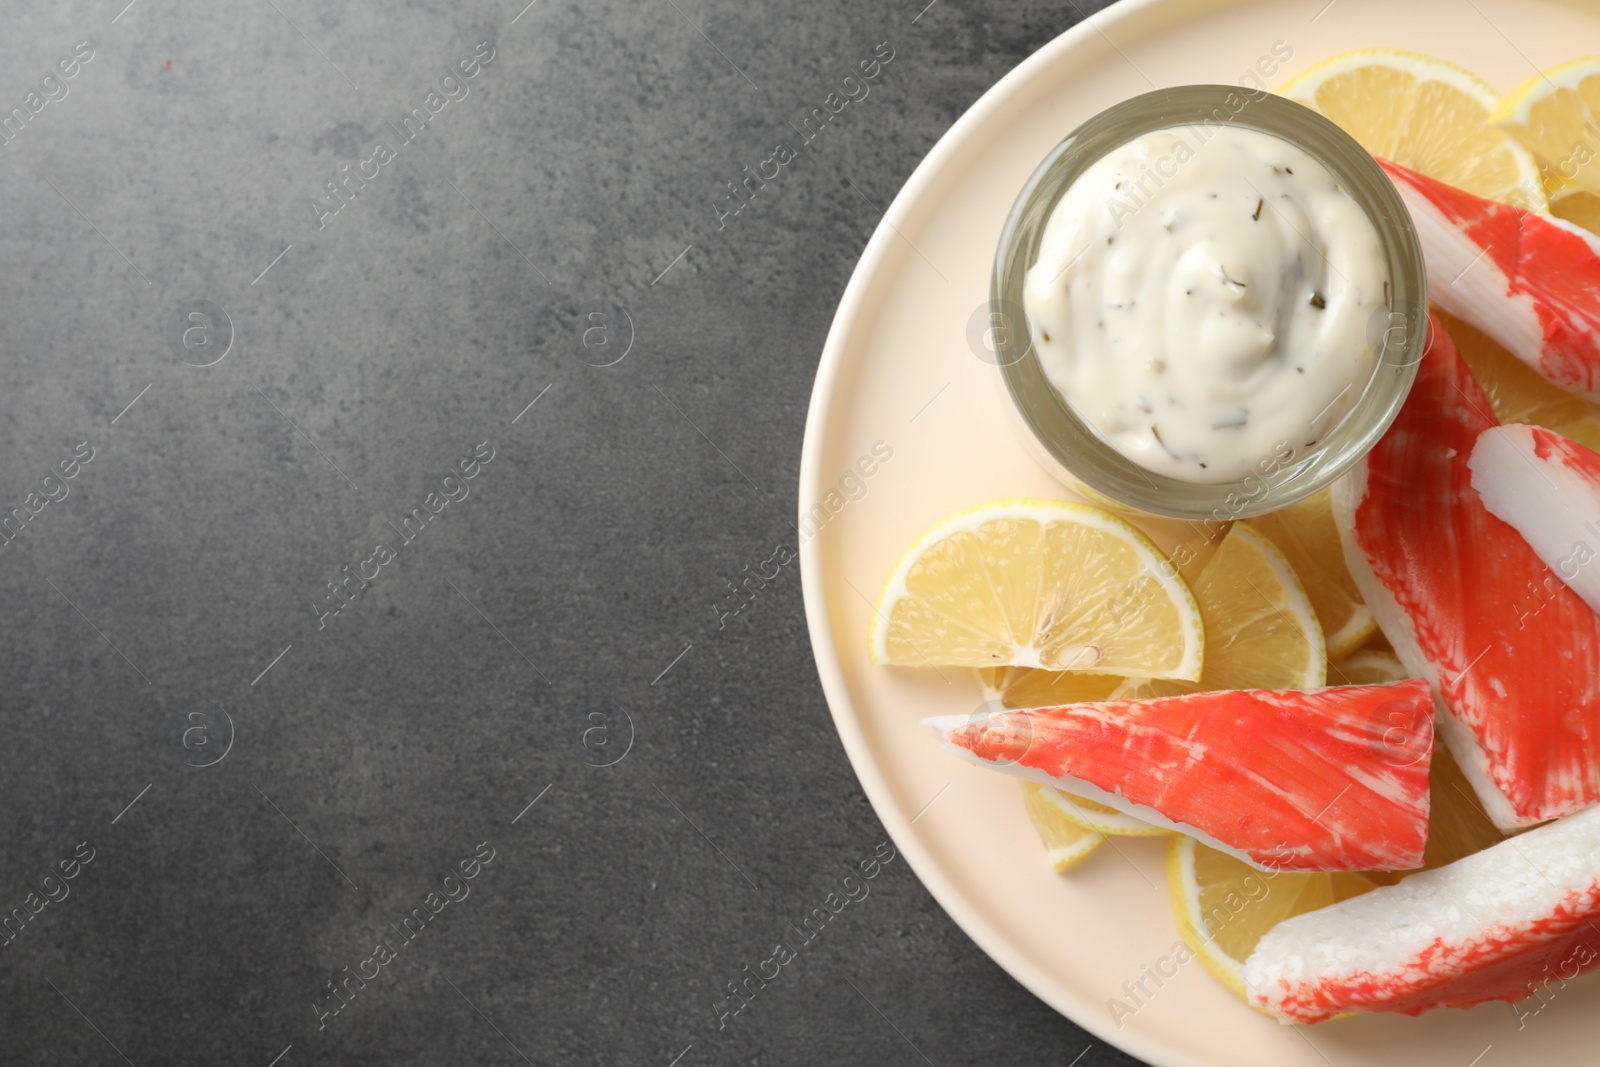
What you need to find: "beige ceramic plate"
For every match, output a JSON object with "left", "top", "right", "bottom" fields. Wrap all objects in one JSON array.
[{"left": 798, "top": 0, "right": 1600, "bottom": 1063}]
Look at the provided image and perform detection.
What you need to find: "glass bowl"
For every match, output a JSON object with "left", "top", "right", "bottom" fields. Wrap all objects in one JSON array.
[{"left": 990, "top": 84, "right": 1427, "bottom": 520}]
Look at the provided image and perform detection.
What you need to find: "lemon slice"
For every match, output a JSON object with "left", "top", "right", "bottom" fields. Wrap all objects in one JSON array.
[
  {"left": 1167, "top": 835, "right": 1382, "bottom": 1001},
  {"left": 1492, "top": 57, "right": 1600, "bottom": 203},
  {"left": 1019, "top": 781, "right": 1106, "bottom": 871},
  {"left": 869, "top": 500, "right": 1204, "bottom": 678},
  {"left": 1328, "top": 649, "right": 1408, "bottom": 686},
  {"left": 1363, "top": 629, "right": 1394, "bottom": 654},
  {"left": 978, "top": 666, "right": 1167, "bottom": 836},
  {"left": 1095, "top": 502, "right": 1231, "bottom": 586},
  {"left": 1442, "top": 309, "right": 1600, "bottom": 453},
  {"left": 1044, "top": 789, "right": 1168, "bottom": 837},
  {"left": 977, "top": 665, "right": 1122, "bottom": 708},
  {"left": 1112, "top": 524, "right": 1325, "bottom": 700},
  {"left": 1422, "top": 743, "right": 1506, "bottom": 872},
  {"left": 1551, "top": 185, "right": 1600, "bottom": 235},
  {"left": 1245, "top": 490, "right": 1376, "bottom": 660},
  {"left": 1278, "top": 48, "right": 1546, "bottom": 210}
]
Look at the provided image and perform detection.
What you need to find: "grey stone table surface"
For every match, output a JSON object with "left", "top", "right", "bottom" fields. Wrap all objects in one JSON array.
[{"left": 0, "top": 0, "right": 1153, "bottom": 1064}]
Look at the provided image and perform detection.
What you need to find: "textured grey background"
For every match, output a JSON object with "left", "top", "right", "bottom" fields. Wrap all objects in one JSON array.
[{"left": 0, "top": 0, "right": 1153, "bottom": 1064}]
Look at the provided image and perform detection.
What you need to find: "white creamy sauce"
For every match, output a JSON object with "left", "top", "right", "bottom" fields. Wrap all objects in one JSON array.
[{"left": 1023, "top": 124, "right": 1389, "bottom": 483}]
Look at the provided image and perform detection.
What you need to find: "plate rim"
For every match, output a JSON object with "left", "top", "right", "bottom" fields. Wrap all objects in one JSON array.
[{"left": 796, "top": 1, "right": 1216, "bottom": 1063}]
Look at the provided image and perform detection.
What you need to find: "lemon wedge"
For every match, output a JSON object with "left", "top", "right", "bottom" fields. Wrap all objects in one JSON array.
[
  {"left": 1112, "top": 523, "right": 1324, "bottom": 699},
  {"left": 1328, "top": 649, "right": 1408, "bottom": 686},
  {"left": 1245, "top": 490, "right": 1376, "bottom": 660},
  {"left": 1441, "top": 309, "right": 1600, "bottom": 454},
  {"left": 1019, "top": 781, "right": 1106, "bottom": 872},
  {"left": 1420, "top": 744, "right": 1506, "bottom": 872},
  {"left": 1551, "top": 185, "right": 1600, "bottom": 236},
  {"left": 870, "top": 500, "right": 1204, "bottom": 678},
  {"left": 1167, "top": 835, "right": 1382, "bottom": 1002},
  {"left": 977, "top": 664, "right": 1122, "bottom": 707}
]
